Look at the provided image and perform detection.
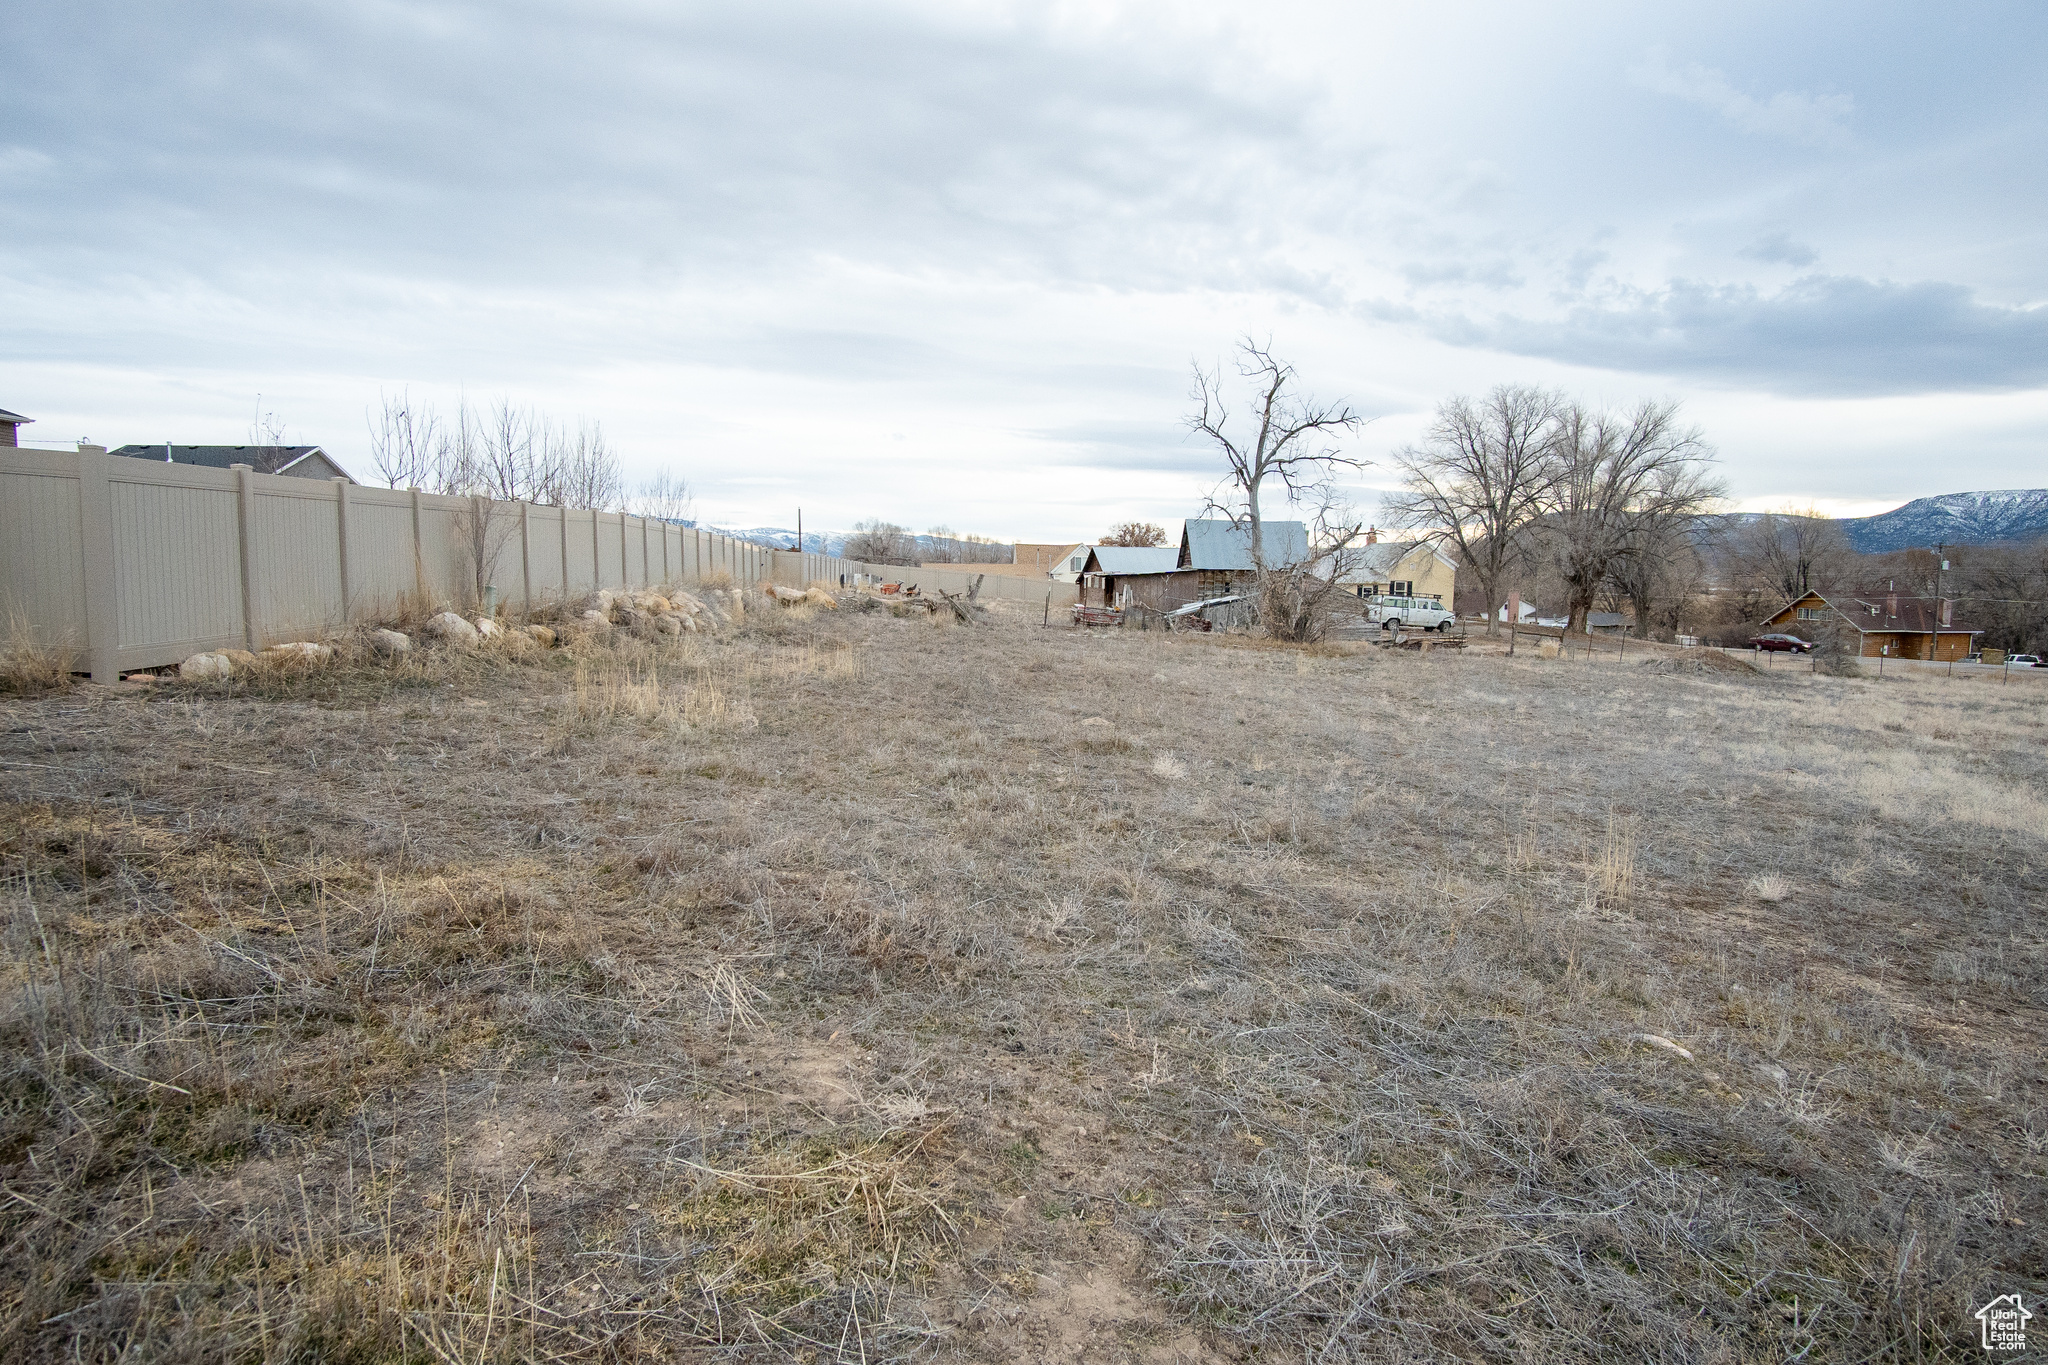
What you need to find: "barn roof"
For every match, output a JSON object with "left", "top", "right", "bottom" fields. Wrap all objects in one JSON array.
[
  {"left": 1081, "top": 546, "right": 1181, "bottom": 575},
  {"left": 1178, "top": 518, "right": 1308, "bottom": 570}
]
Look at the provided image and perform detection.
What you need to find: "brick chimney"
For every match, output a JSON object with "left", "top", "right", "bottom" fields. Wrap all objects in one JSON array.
[
  {"left": 1365, "top": 526, "right": 1378, "bottom": 545},
  {"left": 1886, "top": 591, "right": 1898, "bottom": 619},
  {"left": 1940, "top": 598, "right": 1952, "bottom": 627}
]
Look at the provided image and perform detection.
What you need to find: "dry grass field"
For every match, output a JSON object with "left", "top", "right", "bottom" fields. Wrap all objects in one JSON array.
[{"left": 2, "top": 595, "right": 2044, "bottom": 1363}]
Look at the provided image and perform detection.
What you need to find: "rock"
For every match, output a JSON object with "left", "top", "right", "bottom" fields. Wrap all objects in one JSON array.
[
  {"left": 222, "top": 649, "right": 258, "bottom": 672},
  {"left": 263, "top": 641, "right": 335, "bottom": 666},
  {"left": 573, "top": 589, "right": 615, "bottom": 617},
  {"left": 526, "top": 625, "right": 557, "bottom": 648},
  {"left": 180, "top": 652, "right": 234, "bottom": 680},
  {"left": 1629, "top": 1033, "right": 1695, "bottom": 1062},
  {"left": 423, "top": 612, "right": 480, "bottom": 647},
  {"left": 642, "top": 594, "right": 671, "bottom": 615},
  {"left": 671, "top": 592, "right": 707, "bottom": 616},
  {"left": 769, "top": 585, "right": 808, "bottom": 605},
  {"left": 369, "top": 628, "right": 411, "bottom": 657},
  {"left": 653, "top": 614, "right": 682, "bottom": 636},
  {"left": 803, "top": 587, "right": 838, "bottom": 609},
  {"left": 473, "top": 617, "right": 503, "bottom": 640},
  {"left": 568, "top": 609, "right": 613, "bottom": 637},
  {"left": 678, "top": 614, "right": 699, "bottom": 633}
]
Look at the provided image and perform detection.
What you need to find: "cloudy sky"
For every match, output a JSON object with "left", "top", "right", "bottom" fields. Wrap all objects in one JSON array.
[{"left": 6, "top": 0, "right": 2046, "bottom": 539}]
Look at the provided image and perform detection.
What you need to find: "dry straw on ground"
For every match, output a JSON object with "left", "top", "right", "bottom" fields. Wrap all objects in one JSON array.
[{"left": 1, "top": 597, "right": 2043, "bottom": 1362}]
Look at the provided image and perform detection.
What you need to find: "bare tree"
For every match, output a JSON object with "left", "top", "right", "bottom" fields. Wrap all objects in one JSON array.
[
  {"left": 1103, "top": 521, "right": 1168, "bottom": 547},
  {"left": 1381, "top": 386, "right": 1558, "bottom": 636},
  {"left": 630, "top": 471, "right": 694, "bottom": 523},
  {"left": 1537, "top": 399, "right": 1723, "bottom": 635},
  {"left": 1726, "top": 506, "right": 1854, "bottom": 616},
  {"left": 245, "top": 397, "right": 299, "bottom": 474},
  {"left": 1603, "top": 512, "right": 1712, "bottom": 639},
  {"left": 546, "top": 420, "right": 624, "bottom": 511},
  {"left": 845, "top": 519, "right": 915, "bottom": 566},
  {"left": 1188, "top": 339, "right": 1368, "bottom": 640},
  {"left": 366, "top": 390, "right": 439, "bottom": 489}
]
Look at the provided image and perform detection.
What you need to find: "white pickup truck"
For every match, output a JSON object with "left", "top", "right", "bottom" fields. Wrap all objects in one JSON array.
[{"left": 1365, "top": 594, "right": 1457, "bottom": 631}]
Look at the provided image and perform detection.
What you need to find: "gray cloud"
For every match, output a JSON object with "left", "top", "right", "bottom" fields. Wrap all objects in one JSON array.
[
  {"left": 0, "top": 1, "right": 1346, "bottom": 308},
  {"left": 1739, "top": 232, "right": 1820, "bottom": 267},
  {"left": 1463, "top": 275, "right": 2048, "bottom": 396},
  {"left": 1628, "top": 51, "right": 1853, "bottom": 147},
  {"left": 1026, "top": 420, "right": 1214, "bottom": 475}
]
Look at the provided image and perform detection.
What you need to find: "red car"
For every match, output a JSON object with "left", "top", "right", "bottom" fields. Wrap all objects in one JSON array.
[{"left": 1748, "top": 633, "right": 1813, "bottom": 653}]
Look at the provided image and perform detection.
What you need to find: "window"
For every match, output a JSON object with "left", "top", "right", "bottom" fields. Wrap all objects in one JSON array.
[
  {"left": 1070, "top": 556, "right": 1083, "bottom": 572},
  {"left": 1390, "top": 580, "right": 1412, "bottom": 596},
  {"left": 1797, "top": 607, "right": 1823, "bottom": 620}
]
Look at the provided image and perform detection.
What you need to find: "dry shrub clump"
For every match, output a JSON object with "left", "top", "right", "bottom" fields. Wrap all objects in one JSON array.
[
  {"left": 0, "top": 614, "right": 75, "bottom": 696},
  {"left": 2, "top": 600, "right": 2043, "bottom": 1361}
]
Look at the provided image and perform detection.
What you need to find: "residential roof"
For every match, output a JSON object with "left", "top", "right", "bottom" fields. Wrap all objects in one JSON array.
[
  {"left": 1586, "top": 612, "right": 1626, "bottom": 628},
  {"left": 1347, "top": 540, "right": 1458, "bottom": 580},
  {"left": 1775, "top": 589, "right": 1980, "bottom": 635},
  {"left": 1178, "top": 518, "right": 1309, "bottom": 571},
  {"left": 0, "top": 408, "right": 30, "bottom": 424},
  {"left": 1080, "top": 546, "right": 1181, "bottom": 575},
  {"left": 111, "top": 444, "right": 355, "bottom": 482}
]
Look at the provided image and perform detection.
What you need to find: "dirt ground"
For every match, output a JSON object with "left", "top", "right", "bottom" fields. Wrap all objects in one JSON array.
[{"left": 2, "top": 595, "right": 2044, "bottom": 1362}]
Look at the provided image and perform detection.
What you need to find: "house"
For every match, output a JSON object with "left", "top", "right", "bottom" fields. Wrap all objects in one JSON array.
[
  {"left": 1497, "top": 601, "right": 1541, "bottom": 623},
  {"left": 971, "top": 541, "right": 1089, "bottom": 580},
  {"left": 1337, "top": 533, "right": 1457, "bottom": 604},
  {"left": 1762, "top": 588, "right": 1982, "bottom": 661},
  {"left": 1076, "top": 519, "right": 1310, "bottom": 613},
  {"left": 1076, "top": 546, "right": 1180, "bottom": 609},
  {"left": 111, "top": 443, "right": 357, "bottom": 482},
  {"left": 0, "top": 407, "right": 31, "bottom": 446}
]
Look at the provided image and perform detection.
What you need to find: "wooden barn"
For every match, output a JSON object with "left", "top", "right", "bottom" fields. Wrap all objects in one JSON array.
[{"left": 1076, "top": 519, "right": 1309, "bottom": 615}]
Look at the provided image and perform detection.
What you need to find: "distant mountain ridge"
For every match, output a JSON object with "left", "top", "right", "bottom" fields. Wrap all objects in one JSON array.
[
  {"left": 1837, "top": 489, "right": 2048, "bottom": 554},
  {"left": 681, "top": 523, "right": 1013, "bottom": 563}
]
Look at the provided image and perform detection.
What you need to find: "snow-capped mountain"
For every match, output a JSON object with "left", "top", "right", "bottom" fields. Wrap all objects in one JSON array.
[{"left": 1837, "top": 489, "right": 2048, "bottom": 554}]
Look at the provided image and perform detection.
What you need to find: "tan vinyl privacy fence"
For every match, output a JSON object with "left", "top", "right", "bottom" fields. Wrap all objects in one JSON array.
[{"left": 1, "top": 446, "right": 1078, "bottom": 681}]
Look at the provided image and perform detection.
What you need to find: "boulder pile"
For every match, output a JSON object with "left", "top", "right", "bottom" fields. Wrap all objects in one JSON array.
[{"left": 173, "top": 583, "right": 770, "bottom": 682}]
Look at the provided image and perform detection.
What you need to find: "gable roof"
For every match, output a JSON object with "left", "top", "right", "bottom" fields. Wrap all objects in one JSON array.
[
  {"left": 1772, "top": 589, "right": 1979, "bottom": 635},
  {"left": 0, "top": 408, "right": 30, "bottom": 424},
  {"left": 1178, "top": 518, "right": 1309, "bottom": 571},
  {"left": 1350, "top": 540, "right": 1458, "bottom": 580},
  {"left": 111, "top": 444, "right": 356, "bottom": 482},
  {"left": 1080, "top": 546, "right": 1180, "bottom": 575}
]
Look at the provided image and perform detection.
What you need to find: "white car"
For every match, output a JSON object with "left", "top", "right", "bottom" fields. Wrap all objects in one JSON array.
[{"left": 1366, "top": 594, "right": 1456, "bottom": 632}]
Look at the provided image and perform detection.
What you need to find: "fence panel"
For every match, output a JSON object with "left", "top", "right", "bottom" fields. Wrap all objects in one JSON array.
[
  {"left": 109, "top": 466, "right": 243, "bottom": 659},
  {"left": 0, "top": 451, "right": 89, "bottom": 648},
  {"left": 350, "top": 488, "right": 419, "bottom": 620},
  {"left": 251, "top": 481, "right": 345, "bottom": 643}
]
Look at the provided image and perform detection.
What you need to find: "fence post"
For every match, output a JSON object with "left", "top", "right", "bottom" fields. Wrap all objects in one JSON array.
[
  {"left": 409, "top": 486, "right": 425, "bottom": 610},
  {"left": 591, "top": 510, "right": 602, "bottom": 588},
  {"left": 333, "top": 477, "right": 353, "bottom": 623},
  {"left": 235, "top": 464, "right": 261, "bottom": 651},
  {"left": 519, "top": 501, "right": 532, "bottom": 618},
  {"left": 559, "top": 505, "right": 570, "bottom": 594},
  {"left": 75, "top": 445, "right": 120, "bottom": 683}
]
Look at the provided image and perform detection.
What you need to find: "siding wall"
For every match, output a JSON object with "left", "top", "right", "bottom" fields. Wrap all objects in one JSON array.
[{"left": 2, "top": 446, "right": 1079, "bottom": 680}]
